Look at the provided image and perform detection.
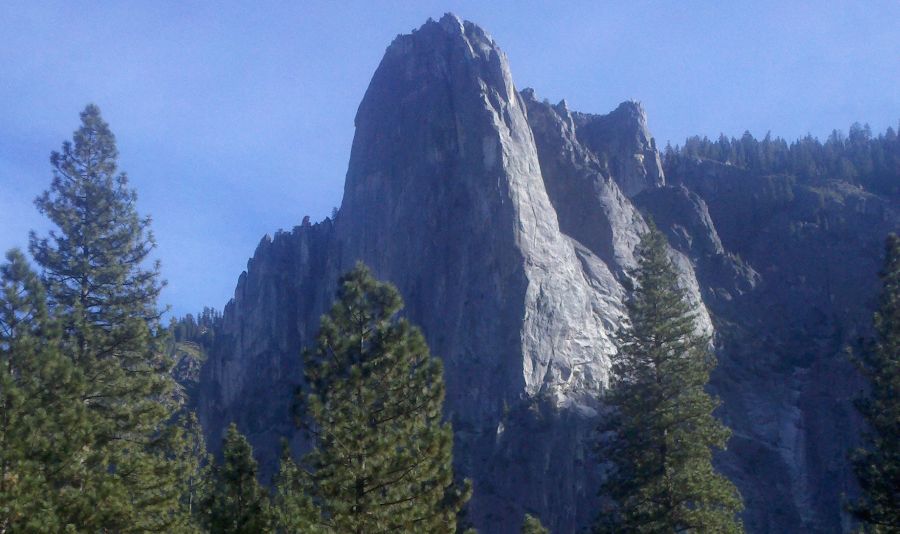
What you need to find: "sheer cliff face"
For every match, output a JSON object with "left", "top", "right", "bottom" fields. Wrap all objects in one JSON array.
[
  {"left": 197, "top": 14, "right": 896, "bottom": 534},
  {"left": 337, "top": 15, "right": 619, "bottom": 416}
]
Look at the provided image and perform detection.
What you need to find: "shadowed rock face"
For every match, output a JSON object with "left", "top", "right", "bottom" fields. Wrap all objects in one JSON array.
[
  {"left": 661, "top": 159, "right": 899, "bottom": 533},
  {"left": 196, "top": 13, "right": 898, "bottom": 533},
  {"left": 572, "top": 101, "right": 666, "bottom": 198}
]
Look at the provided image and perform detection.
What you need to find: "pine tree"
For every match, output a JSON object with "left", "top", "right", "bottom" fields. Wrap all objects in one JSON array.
[
  {"left": 849, "top": 234, "right": 900, "bottom": 532},
  {"left": 205, "top": 423, "right": 272, "bottom": 533},
  {"left": 28, "top": 104, "right": 187, "bottom": 530},
  {"left": 594, "top": 225, "right": 743, "bottom": 533},
  {"left": 522, "top": 513, "right": 550, "bottom": 534},
  {"left": 169, "top": 411, "right": 213, "bottom": 532},
  {"left": 30, "top": 103, "right": 164, "bottom": 369},
  {"left": 272, "top": 442, "right": 319, "bottom": 533},
  {"left": 0, "top": 249, "right": 92, "bottom": 531},
  {"left": 298, "top": 263, "right": 470, "bottom": 533}
]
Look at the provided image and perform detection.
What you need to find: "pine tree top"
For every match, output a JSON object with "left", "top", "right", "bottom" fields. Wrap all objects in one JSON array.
[{"left": 299, "top": 262, "right": 470, "bottom": 532}]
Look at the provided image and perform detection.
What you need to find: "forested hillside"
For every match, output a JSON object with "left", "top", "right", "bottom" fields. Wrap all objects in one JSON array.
[{"left": 664, "top": 124, "right": 900, "bottom": 196}]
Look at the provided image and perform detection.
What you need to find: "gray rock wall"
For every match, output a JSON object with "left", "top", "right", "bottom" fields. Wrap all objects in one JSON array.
[
  {"left": 572, "top": 101, "right": 666, "bottom": 198},
  {"left": 196, "top": 13, "right": 898, "bottom": 533},
  {"left": 337, "top": 14, "right": 616, "bottom": 418}
]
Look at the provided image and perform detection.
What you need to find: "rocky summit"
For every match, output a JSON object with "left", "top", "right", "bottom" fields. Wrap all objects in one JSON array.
[{"left": 195, "top": 14, "right": 899, "bottom": 533}]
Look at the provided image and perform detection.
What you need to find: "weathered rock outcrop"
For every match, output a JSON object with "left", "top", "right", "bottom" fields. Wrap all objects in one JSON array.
[
  {"left": 522, "top": 89, "right": 711, "bottom": 338},
  {"left": 199, "top": 222, "right": 335, "bottom": 465},
  {"left": 522, "top": 89, "right": 644, "bottom": 275},
  {"left": 196, "top": 13, "right": 898, "bottom": 533},
  {"left": 572, "top": 101, "right": 666, "bottom": 197},
  {"left": 336, "top": 14, "right": 618, "bottom": 416},
  {"left": 635, "top": 184, "right": 759, "bottom": 306}
]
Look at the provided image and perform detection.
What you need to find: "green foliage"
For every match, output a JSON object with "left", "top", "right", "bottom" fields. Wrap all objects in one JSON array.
[
  {"left": 167, "top": 309, "right": 221, "bottom": 407},
  {"left": 522, "top": 513, "right": 550, "bottom": 534},
  {"left": 172, "top": 307, "right": 222, "bottom": 350},
  {"left": 298, "top": 262, "right": 470, "bottom": 532},
  {"left": 171, "top": 411, "right": 213, "bottom": 532},
  {"left": 30, "top": 104, "right": 165, "bottom": 366},
  {"left": 849, "top": 234, "right": 900, "bottom": 532},
  {"left": 20, "top": 104, "right": 191, "bottom": 530},
  {"left": 272, "top": 442, "right": 319, "bottom": 533},
  {"left": 595, "top": 225, "right": 743, "bottom": 533},
  {"left": 0, "top": 249, "right": 93, "bottom": 531},
  {"left": 205, "top": 424, "right": 272, "bottom": 533},
  {"left": 664, "top": 123, "right": 900, "bottom": 196}
]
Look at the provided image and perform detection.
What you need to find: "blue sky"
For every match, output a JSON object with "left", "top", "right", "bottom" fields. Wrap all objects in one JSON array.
[{"left": 1, "top": 1, "right": 898, "bottom": 317}]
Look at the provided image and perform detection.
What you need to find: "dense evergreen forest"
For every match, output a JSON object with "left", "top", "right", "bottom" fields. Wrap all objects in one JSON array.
[
  {"left": 1, "top": 106, "right": 898, "bottom": 532},
  {"left": 663, "top": 123, "right": 900, "bottom": 196},
  {"left": 172, "top": 308, "right": 222, "bottom": 350}
]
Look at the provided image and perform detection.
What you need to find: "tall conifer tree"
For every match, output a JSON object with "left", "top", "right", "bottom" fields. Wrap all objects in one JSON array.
[
  {"left": 849, "top": 234, "right": 900, "bottom": 532},
  {"left": 205, "top": 423, "right": 271, "bottom": 533},
  {"left": 169, "top": 411, "right": 213, "bottom": 532},
  {"left": 28, "top": 104, "right": 186, "bottom": 530},
  {"left": 594, "top": 225, "right": 743, "bottom": 533},
  {"left": 272, "top": 443, "right": 319, "bottom": 533},
  {"left": 298, "top": 263, "right": 470, "bottom": 533}
]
